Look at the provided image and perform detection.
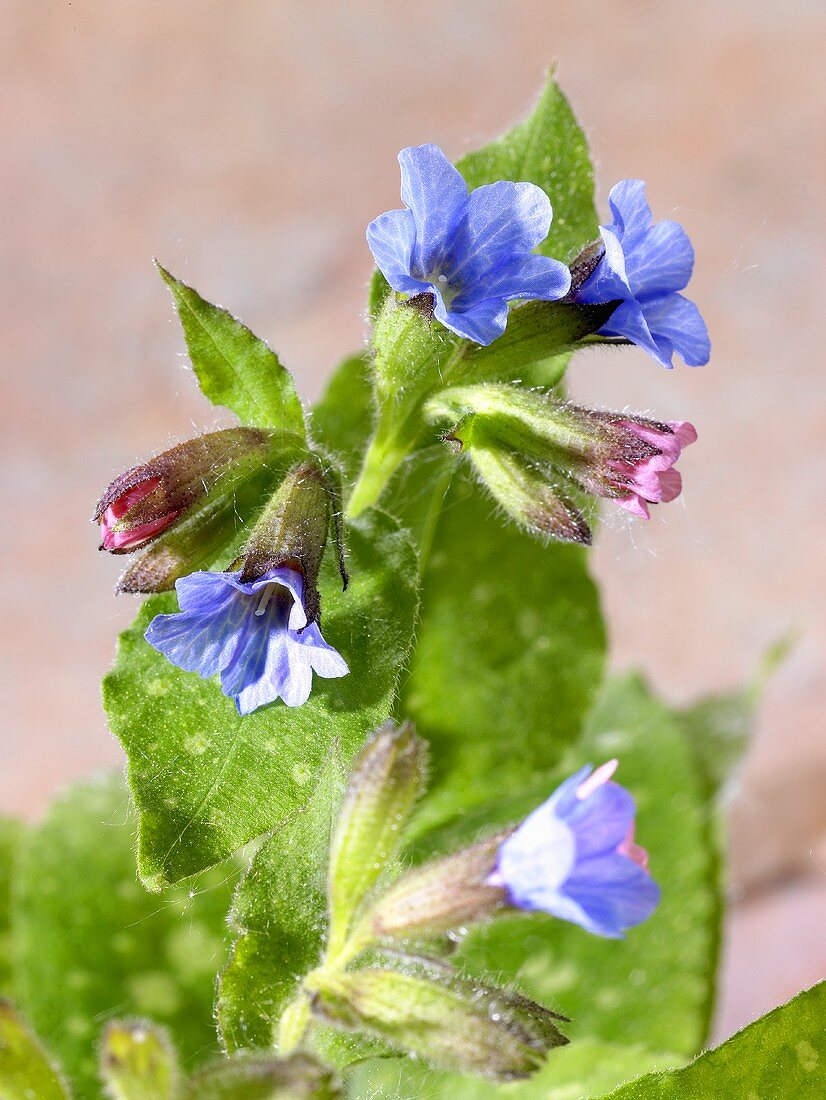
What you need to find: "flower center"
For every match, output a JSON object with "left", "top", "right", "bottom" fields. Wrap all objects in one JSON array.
[
  {"left": 429, "top": 270, "right": 459, "bottom": 308},
  {"left": 254, "top": 582, "right": 293, "bottom": 622}
]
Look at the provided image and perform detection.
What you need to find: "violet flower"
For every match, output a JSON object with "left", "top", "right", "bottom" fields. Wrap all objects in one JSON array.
[
  {"left": 575, "top": 180, "right": 710, "bottom": 368},
  {"left": 145, "top": 566, "right": 348, "bottom": 714},
  {"left": 367, "top": 144, "right": 571, "bottom": 345},
  {"left": 609, "top": 418, "right": 698, "bottom": 519},
  {"left": 490, "top": 761, "right": 660, "bottom": 938}
]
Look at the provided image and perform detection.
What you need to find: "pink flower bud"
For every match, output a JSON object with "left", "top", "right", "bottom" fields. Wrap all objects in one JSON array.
[
  {"left": 609, "top": 419, "right": 697, "bottom": 519},
  {"left": 99, "top": 478, "right": 181, "bottom": 551}
]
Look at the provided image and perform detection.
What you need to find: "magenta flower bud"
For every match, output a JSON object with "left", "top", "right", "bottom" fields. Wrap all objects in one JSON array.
[
  {"left": 94, "top": 427, "right": 272, "bottom": 556},
  {"left": 99, "top": 477, "right": 181, "bottom": 551}
]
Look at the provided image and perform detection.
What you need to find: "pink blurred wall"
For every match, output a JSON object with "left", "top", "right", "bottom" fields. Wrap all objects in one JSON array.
[{"left": 2, "top": 0, "right": 824, "bottom": 1043}]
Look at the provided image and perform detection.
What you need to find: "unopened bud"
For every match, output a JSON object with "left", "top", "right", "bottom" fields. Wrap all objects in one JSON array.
[
  {"left": 326, "top": 722, "right": 427, "bottom": 955},
  {"left": 95, "top": 428, "right": 272, "bottom": 554},
  {"left": 447, "top": 414, "right": 592, "bottom": 545},
  {"left": 429, "top": 385, "right": 697, "bottom": 531},
  {"left": 99, "top": 1019, "right": 179, "bottom": 1100},
  {"left": 238, "top": 458, "right": 347, "bottom": 625},
  {"left": 312, "top": 966, "right": 566, "bottom": 1080},
  {"left": 367, "top": 830, "right": 511, "bottom": 942}
]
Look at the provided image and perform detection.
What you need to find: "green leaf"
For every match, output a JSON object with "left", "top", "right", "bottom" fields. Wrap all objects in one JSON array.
[
  {"left": 185, "top": 1052, "right": 342, "bottom": 1099},
  {"left": 401, "top": 474, "right": 606, "bottom": 842},
  {"left": 600, "top": 983, "right": 825, "bottom": 1099},
  {"left": 457, "top": 74, "right": 598, "bottom": 264},
  {"left": 104, "top": 508, "right": 419, "bottom": 887},
  {"left": 310, "top": 354, "right": 374, "bottom": 487},
  {"left": 11, "top": 774, "right": 237, "bottom": 1100},
  {"left": 216, "top": 750, "right": 345, "bottom": 1053},
  {"left": 457, "top": 675, "right": 721, "bottom": 1059},
  {"left": 0, "top": 819, "right": 22, "bottom": 998},
  {"left": 326, "top": 723, "right": 427, "bottom": 956},
  {"left": 0, "top": 1001, "right": 69, "bottom": 1100},
  {"left": 157, "top": 264, "right": 306, "bottom": 437},
  {"left": 99, "top": 1020, "right": 180, "bottom": 1100}
]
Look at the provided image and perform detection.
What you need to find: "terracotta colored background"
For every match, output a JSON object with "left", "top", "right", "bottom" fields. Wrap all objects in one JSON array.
[{"left": 2, "top": 0, "right": 824, "bottom": 1044}]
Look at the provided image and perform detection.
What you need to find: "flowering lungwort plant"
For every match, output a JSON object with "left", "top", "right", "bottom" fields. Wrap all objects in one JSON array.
[{"left": 19, "top": 73, "right": 796, "bottom": 1100}]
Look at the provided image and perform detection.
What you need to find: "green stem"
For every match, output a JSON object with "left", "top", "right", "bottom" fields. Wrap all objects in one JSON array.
[{"left": 278, "top": 991, "right": 311, "bottom": 1055}]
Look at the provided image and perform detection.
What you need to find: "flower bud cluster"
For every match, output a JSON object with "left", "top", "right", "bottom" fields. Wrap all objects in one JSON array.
[{"left": 427, "top": 384, "right": 696, "bottom": 543}]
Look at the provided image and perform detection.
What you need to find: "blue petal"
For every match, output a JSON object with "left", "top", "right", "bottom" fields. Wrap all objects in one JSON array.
[
  {"left": 607, "top": 179, "right": 653, "bottom": 247},
  {"left": 565, "top": 853, "right": 661, "bottom": 936},
  {"left": 565, "top": 782, "right": 637, "bottom": 860},
  {"left": 642, "top": 293, "right": 711, "bottom": 367},
  {"left": 434, "top": 296, "right": 509, "bottom": 345},
  {"left": 463, "top": 253, "right": 571, "bottom": 305},
  {"left": 294, "top": 622, "right": 350, "bottom": 678},
  {"left": 627, "top": 219, "right": 694, "bottom": 297},
  {"left": 398, "top": 144, "right": 468, "bottom": 276},
  {"left": 366, "top": 208, "right": 427, "bottom": 295},
  {"left": 576, "top": 227, "right": 632, "bottom": 305},
  {"left": 599, "top": 297, "right": 673, "bottom": 368},
  {"left": 145, "top": 574, "right": 248, "bottom": 678},
  {"left": 496, "top": 798, "right": 577, "bottom": 906},
  {"left": 446, "top": 181, "right": 553, "bottom": 281}
]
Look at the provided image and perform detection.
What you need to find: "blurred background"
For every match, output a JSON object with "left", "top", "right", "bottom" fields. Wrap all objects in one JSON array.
[{"left": 2, "top": 0, "right": 823, "bottom": 1044}]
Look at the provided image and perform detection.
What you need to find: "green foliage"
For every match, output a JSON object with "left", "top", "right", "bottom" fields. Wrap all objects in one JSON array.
[
  {"left": 0, "top": 818, "right": 22, "bottom": 998},
  {"left": 458, "top": 74, "right": 598, "bottom": 264},
  {"left": 217, "top": 751, "right": 345, "bottom": 1053},
  {"left": 0, "top": 1001, "right": 69, "bottom": 1100},
  {"left": 11, "top": 775, "right": 236, "bottom": 1100},
  {"left": 310, "top": 354, "right": 374, "bottom": 486},
  {"left": 104, "top": 510, "right": 418, "bottom": 887},
  {"left": 158, "top": 264, "right": 306, "bottom": 437},
  {"left": 99, "top": 1020, "right": 180, "bottom": 1100},
  {"left": 602, "top": 983, "right": 825, "bottom": 1099},
  {"left": 401, "top": 476, "right": 606, "bottom": 842}
]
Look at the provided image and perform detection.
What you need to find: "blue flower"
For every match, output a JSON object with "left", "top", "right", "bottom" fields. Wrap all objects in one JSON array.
[
  {"left": 576, "top": 180, "right": 710, "bottom": 368},
  {"left": 490, "top": 760, "right": 660, "bottom": 938},
  {"left": 145, "top": 567, "right": 348, "bottom": 715},
  {"left": 366, "top": 144, "right": 571, "bottom": 346}
]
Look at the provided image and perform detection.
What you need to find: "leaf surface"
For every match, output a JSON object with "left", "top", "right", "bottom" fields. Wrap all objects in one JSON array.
[
  {"left": 158, "top": 265, "right": 306, "bottom": 437},
  {"left": 12, "top": 775, "right": 236, "bottom": 1099}
]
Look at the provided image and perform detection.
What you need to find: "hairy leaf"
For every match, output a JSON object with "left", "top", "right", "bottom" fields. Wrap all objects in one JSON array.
[
  {"left": 217, "top": 751, "right": 345, "bottom": 1053},
  {"left": 601, "top": 983, "right": 824, "bottom": 1099},
  {"left": 104, "top": 510, "right": 418, "bottom": 887},
  {"left": 158, "top": 264, "right": 306, "bottom": 437},
  {"left": 401, "top": 474, "right": 606, "bottom": 842},
  {"left": 0, "top": 1001, "right": 69, "bottom": 1100},
  {"left": 11, "top": 775, "right": 236, "bottom": 1099},
  {"left": 310, "top": 354, "right": 374, "bottom": 487}
]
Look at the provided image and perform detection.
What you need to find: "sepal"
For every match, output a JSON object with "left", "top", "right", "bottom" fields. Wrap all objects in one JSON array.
[
  {"left": 366, "top": 831, "right": 511, "bottom": 942},
  {"left": 311, "top": 964, "right": 567, "bottom": 1081}
]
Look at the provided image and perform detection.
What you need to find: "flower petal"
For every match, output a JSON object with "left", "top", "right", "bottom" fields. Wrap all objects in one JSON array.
[
  {"left": 460, "top": 253, "right": 571, "bottom": 305},
  {"left": 145, "top": 576, "right": 249, "bottom": 678},
  {"left": 565, "top": 781, "right": 637, "bottom": 860},
  {"left": 446, "top": 181, "right": 553, "bottom": 281},
  {"left": 366, "top": 208, "right": 427, "bottom": 295},
  {"left": 642, "top": 293, "right": 711, "bottom": 367},
  {"left": 565, "top": 853, "right": 661, "bottom": 936},
  {"left": 607, "top": 179, "right": 653, "bottom": 247},
  {"left": 434, "top": 295, "right": 509, "bottom": 346},
  {"left": 398, "top": 144, "right": 468, "bottom": 276},
  {"left": 627, "top": 219, "right": 694, "bottom": 297}
]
